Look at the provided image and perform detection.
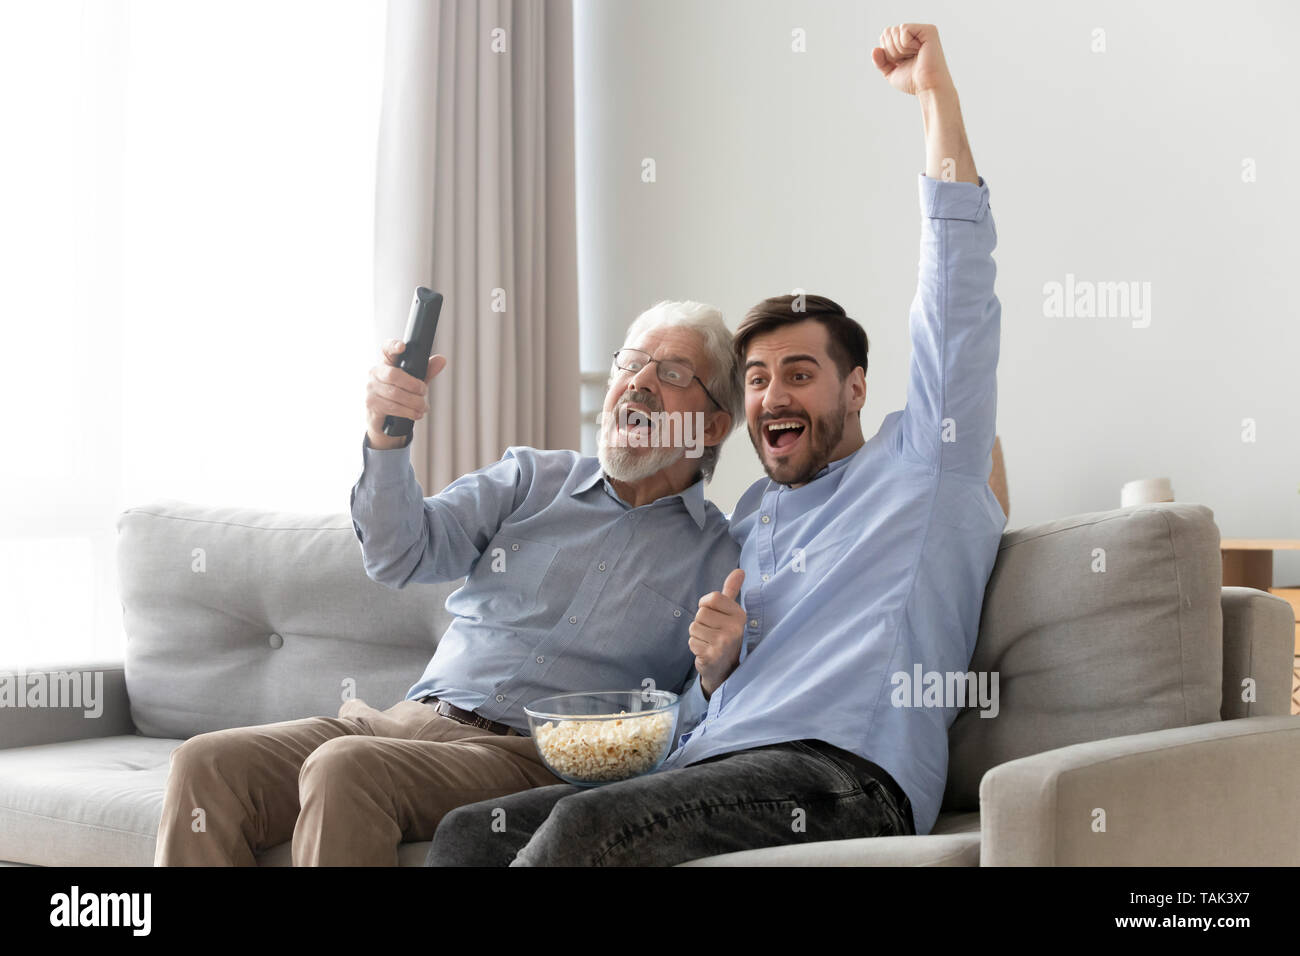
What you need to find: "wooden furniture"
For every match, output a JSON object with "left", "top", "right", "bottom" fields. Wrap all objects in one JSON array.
[
  {"left": 989, "top": 435, "right": 1009, "bottom": 519},
  {"left": 1220, "top": 539, "right": 1300, "bottom": 715}
]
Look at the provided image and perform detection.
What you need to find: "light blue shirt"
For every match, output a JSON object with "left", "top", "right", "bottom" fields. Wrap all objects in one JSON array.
[
  {"left": 348, "top": 440, "right": 738, "bottom": 732},
  {"left": 662, "top": 174, "right": 1006, "bottom": 836}
]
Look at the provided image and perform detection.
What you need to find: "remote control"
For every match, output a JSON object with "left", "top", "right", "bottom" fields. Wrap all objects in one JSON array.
[{"left": 383, "top": 287, "right": 443, "bottom": 441}]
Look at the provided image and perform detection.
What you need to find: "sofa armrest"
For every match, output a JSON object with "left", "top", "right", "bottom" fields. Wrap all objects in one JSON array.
[
  {"left": 0, "top": 662, "right": 135, "bottom": 749},
  {"left": 1220, "top": 586, "right": 1295, "bottom": 718},
  {"left": 980, "top": 715, "right": 1300, "bottom": 865}
]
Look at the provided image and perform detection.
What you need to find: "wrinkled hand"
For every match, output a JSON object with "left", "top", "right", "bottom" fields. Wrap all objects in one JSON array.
[
  {"left": 688, "top": 569, "right": 746, "bottom": 699},
  {"left": 364, "top": 339, "right": 448, "bottom": 449},
  {"left": 871, "top": 23, "right": 953, "bottom": 96}
]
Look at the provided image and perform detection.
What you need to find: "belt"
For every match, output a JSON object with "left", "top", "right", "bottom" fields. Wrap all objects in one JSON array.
[{"left": 418, "top": 695, "right": 522, "bottom": 737}]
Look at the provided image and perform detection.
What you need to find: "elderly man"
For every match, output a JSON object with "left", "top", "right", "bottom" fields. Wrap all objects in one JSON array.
[
  {"left": 153, "top": 299, "right": 741, "bottom": 866},
  {"left": 427, "top": 22, "right": 1006, "bottom": 866}
]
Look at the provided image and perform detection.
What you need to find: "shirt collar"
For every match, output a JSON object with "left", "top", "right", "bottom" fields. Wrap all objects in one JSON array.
[
  {"left": 671, "top": 477, "right": 709, "bottom": 529},
  {"left": 571, "top": 464, "right": 606, "bottom": 497},
  {"left": 815, "top": 448, "right": 859, "bottom": 480},
  {"left": 571, "top": 461, "right": 709, "bottom": 530}
]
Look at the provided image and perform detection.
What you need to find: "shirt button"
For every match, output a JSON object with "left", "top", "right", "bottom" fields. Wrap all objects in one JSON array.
[
  {"left": 495, "top": 694, "right": 505, "bottom": 702},
  {"left": 749, "top": 619, "right": 759, "bottom": 628},
  {"left": 536, "top": 656, "right": 544, "bottom": 664},
  {"left": 761, "top": 515, "right": 770, "bottom": 524},
  {"left": 598, "top": 562, "right": 606, "bottom": 571},
  {"left": 511, "top": 543, "right": 520, "bottom": 551},
  {"left": 569, "top": 616, "right": 578, "bottom": 624},
  {"left": 761, "top": 574, "right": 770, "bottom": 582},
  {"left": 673, "top": 609, "right": 681, "bottom": 617}
]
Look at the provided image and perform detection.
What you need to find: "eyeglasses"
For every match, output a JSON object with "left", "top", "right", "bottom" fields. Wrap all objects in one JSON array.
[{"left": 612, "top": 348, "right": 723, "bottom": 411}]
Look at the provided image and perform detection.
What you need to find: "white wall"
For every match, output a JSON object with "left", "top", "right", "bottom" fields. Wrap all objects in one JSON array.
[{"left": 574, "top": 0, "right": 1300, "bottom": 582}]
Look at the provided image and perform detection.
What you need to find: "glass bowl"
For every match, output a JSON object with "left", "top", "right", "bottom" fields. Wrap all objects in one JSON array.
[{"left": 524, "top": 690, "right": 680, "bottom": 787}]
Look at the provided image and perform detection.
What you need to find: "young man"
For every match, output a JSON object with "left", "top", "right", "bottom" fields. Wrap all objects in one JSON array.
[
  {"left": 152, "top": 300, "right": 741, "bottom": 866},
  {"left": 426, "top": 23, "right": 1006, "bottom": 866}
]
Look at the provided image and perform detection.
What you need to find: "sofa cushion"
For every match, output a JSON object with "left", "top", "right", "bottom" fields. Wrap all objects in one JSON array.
[
  {"left": 256, "top": 838, "right": 432, "bottom": 867},
  {"left": 680, "top": 827, "right": 980, "bottom": 866},
  {"left": 0, "top": 735, "right": 438, "bottom": 867},
  {"left": 117, "top": 500, "right": 461, "bottom": 738},
  {"left": 943, "top": 503, "right": 1223, "bottom": 811},
  {"left": 0, "top": 735, "right": 179, "bottom": 866}
]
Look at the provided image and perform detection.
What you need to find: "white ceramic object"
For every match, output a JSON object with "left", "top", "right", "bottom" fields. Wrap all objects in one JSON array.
[{"left": 1121, "top": 477, "right": 1174, "bottom": 508}]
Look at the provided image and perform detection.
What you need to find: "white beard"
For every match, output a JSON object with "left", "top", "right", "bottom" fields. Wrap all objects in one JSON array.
[{"left": 597, "top": 414, "right": 686, "bottom": 483}]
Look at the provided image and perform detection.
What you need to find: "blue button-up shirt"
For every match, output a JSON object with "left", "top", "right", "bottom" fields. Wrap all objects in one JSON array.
[
  {"left": 348, "top": 439, "right": 739, "bottom": 732},
  {"left": 662, "top": 174, "right": 1006, "bottom": 836}
]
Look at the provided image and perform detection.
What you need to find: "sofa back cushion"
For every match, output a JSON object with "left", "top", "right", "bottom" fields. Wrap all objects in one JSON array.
[
  {"left": 118, "top": 500, "right": 458, "bottom": 739},
  {"left": 943, "top": 503, "right": 1223, "bottom": 811}
]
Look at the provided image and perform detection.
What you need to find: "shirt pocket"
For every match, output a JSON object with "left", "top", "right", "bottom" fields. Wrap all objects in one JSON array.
[
  {"left": 463, "top": 534, "right": 560, "bottom": 623},
  {"left": 612, "top": 582, "right": 692, "bottom": 688}
]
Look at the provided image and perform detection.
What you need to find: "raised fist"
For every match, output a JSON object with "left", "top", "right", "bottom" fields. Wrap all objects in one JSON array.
[{"left": 871, "top": 23, "right": 953, "bottom": 97}]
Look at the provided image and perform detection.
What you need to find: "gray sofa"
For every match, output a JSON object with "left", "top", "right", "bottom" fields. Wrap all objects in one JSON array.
[{"left": 1, "top": 499, "right": 1296, "bottom": 866}]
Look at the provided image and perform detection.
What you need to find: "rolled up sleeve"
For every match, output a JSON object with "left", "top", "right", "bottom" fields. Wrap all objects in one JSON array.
[
  {"left": 349, "top": 434, "right": 523, "bottom": 589},
  {"left": 900, "top": 174, "right": 1001, "bottom": 478}
]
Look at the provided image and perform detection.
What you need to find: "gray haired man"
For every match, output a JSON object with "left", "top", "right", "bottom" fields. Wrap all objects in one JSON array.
[{"left": 153, "top": 300, "right": 741, "bottom": 866}]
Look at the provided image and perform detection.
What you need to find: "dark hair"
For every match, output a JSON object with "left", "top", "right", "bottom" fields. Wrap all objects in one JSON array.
[{"left": 733, "top": 294, "right": 868, "bottom": 380}]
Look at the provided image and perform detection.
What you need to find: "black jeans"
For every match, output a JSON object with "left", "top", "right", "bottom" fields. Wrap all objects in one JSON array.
[{"left": 425, "top": 739, "right": 916, "bottom": 866}]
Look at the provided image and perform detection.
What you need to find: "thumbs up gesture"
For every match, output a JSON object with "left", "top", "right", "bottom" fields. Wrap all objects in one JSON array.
[{"left": 688, "top": 568, "right": 747, "bottom": 699}]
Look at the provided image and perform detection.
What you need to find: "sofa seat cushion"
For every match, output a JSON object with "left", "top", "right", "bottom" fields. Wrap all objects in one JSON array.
[
  {"left": 679, "top": 809, "right": 980, "bottom": 866},
  {"left": 256, "top": 839, "right": 433, "bottom": 866},
  {"left": 0, "top": 735, "right": 180, "bottom": 867}
]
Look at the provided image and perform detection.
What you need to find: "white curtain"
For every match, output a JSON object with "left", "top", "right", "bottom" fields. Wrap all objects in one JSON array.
[
  {"left": 375, "top": 0, "right": 579, "bottom": 492},
  {"left": 0, "top": 0, "right": 389, "bottom": 666}
]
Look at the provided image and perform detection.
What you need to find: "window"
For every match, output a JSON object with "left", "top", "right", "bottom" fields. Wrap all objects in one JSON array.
[{"left": 0, "top": 0, "right": 387, "bottom": 666}]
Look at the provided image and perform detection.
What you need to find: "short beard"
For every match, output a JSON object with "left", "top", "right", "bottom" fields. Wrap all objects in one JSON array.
[
  {"left": 597, "top": 390, "right": 687, "bottom": 483},
  {"left": 598, "top": 440, "right": 686, "bottom": 483},
  {"left": 751, "top": 395, "right": 847, "bottom": 486}
]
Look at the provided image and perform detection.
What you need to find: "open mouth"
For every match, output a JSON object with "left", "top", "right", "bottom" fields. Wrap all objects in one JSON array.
[
  {"left": 618, "top": 403, "right": 656, "bottom": 436},
  {"left": 762, "top": 418, "right": 806, "bottom": 453}
]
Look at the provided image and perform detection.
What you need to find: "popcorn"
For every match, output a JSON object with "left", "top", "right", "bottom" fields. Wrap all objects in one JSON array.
[{"left": 533, "top": 709, "right": 675, "bottom": 783}]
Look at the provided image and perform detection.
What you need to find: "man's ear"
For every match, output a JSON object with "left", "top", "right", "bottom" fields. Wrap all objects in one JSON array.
[
  {"left": 703, "top": 409, "right": 732, "bottom": 445},
  {"left": 845, "top": 367, "right": 866, "bottom": 413}
]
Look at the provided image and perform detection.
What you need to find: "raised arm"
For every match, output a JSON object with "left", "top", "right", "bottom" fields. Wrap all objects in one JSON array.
[
  {"left": 873, "top": 23, "right": 978, "bottom": 184},
  {"left": 351, "top": 343, "right": 523, "bottom": 588},
  {"left": 349, "top": 439, "right": 524, "bottom": 589},
  {"left": 874, "top": 24, "right": 1000, "bottom": 478}
]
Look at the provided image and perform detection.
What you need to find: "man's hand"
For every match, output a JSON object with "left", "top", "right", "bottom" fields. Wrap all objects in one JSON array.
[
  {"left": 872, "top": 22, "right": 978, "bottom": 185},
  {"left": 689, "top": 569, "right": 746, "bottom": 699},
  {"left": 871, "top": 23, "right": 952, "bottom": 97},
  {"left": 364, "top": 340, "right": 448, "bottom": 450}
]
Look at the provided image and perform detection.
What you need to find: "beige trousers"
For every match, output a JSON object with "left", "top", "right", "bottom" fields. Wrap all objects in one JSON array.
[{"left": 153, "top": 698, "right": 561, "bottom": 866}]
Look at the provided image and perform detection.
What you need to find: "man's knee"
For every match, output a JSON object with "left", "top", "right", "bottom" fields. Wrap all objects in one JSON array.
[
  {"left": 167, "top": 730, "right": 249, "bottom": 787},
  {"left": 513, "top": 793, "right": 610, "bottom": 867},
  {"left": 426, "top": 803, "right": 491, "bottom": 866},
  {"left": 298, "top": 736, "right": 377, "bottom": 796}
]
